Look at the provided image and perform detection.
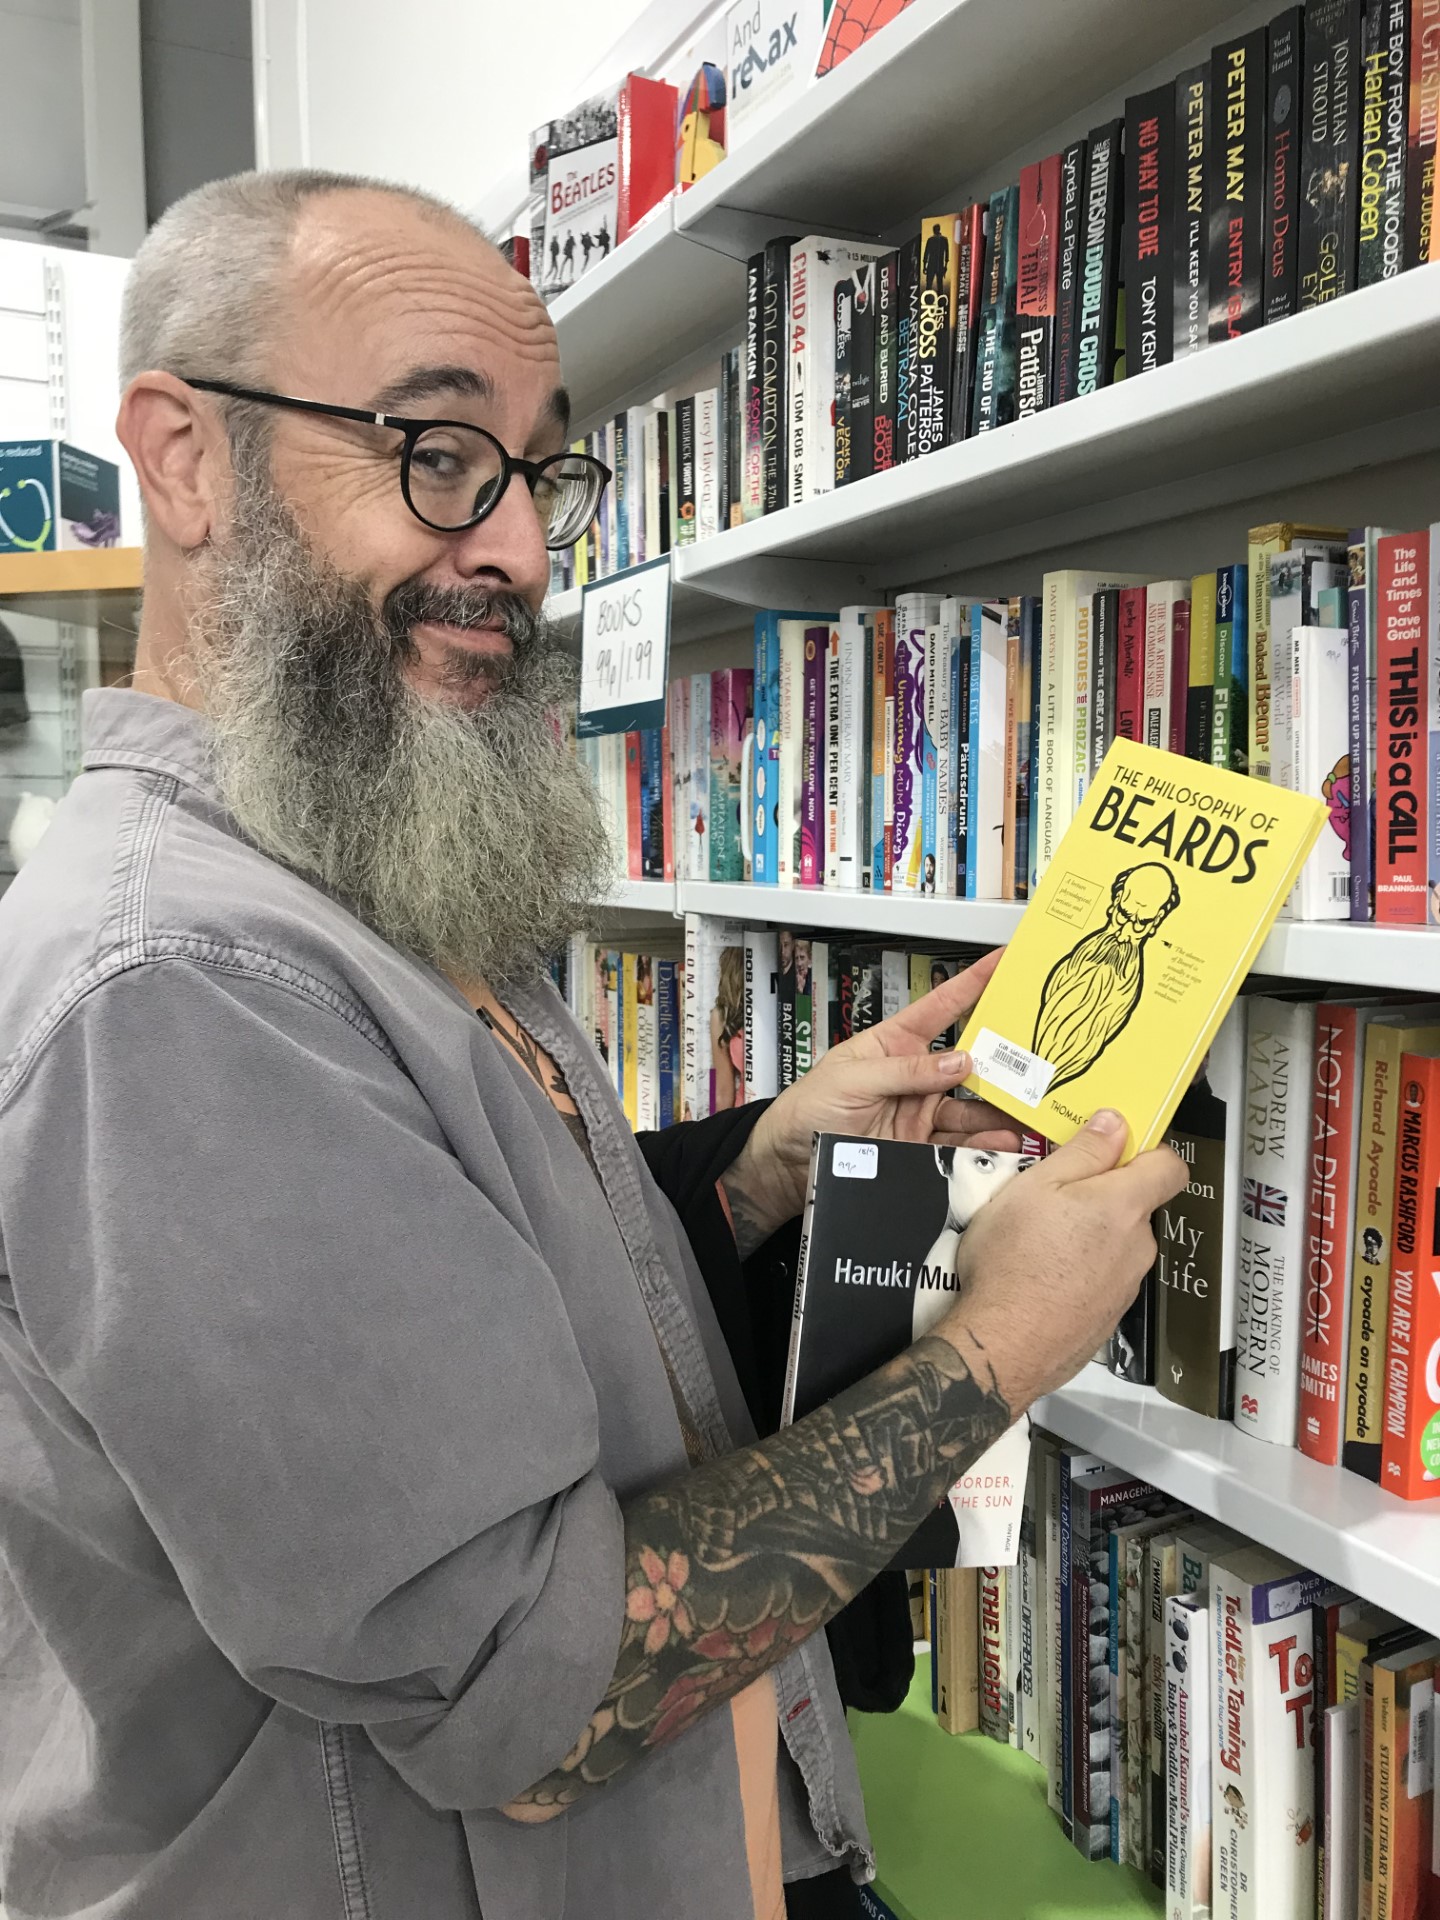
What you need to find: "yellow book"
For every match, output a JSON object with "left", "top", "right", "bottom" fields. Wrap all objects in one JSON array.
[
  {"left": 572, "top": 439, "right": 590, "bottom": 587},
  {"left": 1245, "top": 522, "right": 1345, "bottom": 780},
  {"left": 621, "top": 952, "right": 639, "bottom": 1128},
  {"left": 1188, "top": 571, "right": 1216, "bottom": 761},
  {"left": 957, "top": 738, "right": 1325, "bottom": 1158},
  {"left": 908, "top": 953, "right": 933, "bottom": 1005}
]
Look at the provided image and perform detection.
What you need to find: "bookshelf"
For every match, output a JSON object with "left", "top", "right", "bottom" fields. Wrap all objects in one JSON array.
[{"left": 0, "top": 547, "right": 144, "bottom": 627}]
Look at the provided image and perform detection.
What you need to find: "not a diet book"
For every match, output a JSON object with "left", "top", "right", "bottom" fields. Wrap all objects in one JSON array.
[{"left": 781, "top": 1132, "right": 1038, "bottom": 1569}]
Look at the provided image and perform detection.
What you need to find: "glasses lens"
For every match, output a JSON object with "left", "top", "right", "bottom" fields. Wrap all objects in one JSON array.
[
  {"left": 534, "top": 456, "right": 605, "bottom": 549},
  {"left": 406, "top": 424, "right": 504, "bottom": 530}
]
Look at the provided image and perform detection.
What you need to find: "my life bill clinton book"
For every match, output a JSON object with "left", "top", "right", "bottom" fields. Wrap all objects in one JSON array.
[
  {"left": 957, "top": 738, "right": 1324, "bottom": 1159},
  {"left": 781, "top": 1133, "right": 1037, "bottom": 1569}
]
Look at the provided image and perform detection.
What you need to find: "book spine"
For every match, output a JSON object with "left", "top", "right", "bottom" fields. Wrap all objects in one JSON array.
[
  {"left": 1294, "top": 625, "right": 1354, "bottom": 917},
  {"left": 741, "top": 928, "right": 778, "bottom": 1101},
  {"left": 1376, "top": 531, "right": 1429, "bottom": 923},
  {"left": 760, "top": 238, "right": 790, "bottom": 514},
  {"left": 1380, "top": 1058, "right": 1440, "bottom": 1496},
  {"left": 825, "top": 627, "right": 843, "bottom": 888},
  {"left": 656, "top": 959, "right": 678, "bottom": 1125},
  {"left": 1212, "top": 563, "right": 1249, "bottom": 775},
  {"left": 778, "top": 1136, "right": 825, "bottom": 1427},
  {"left": 915, "top": 219, "right": 957, "bottom": 453},
  {"left": 1406, "top": 0, "right": 1440, "bottom": 267},
  {"left": 689, "top": 674, "right": 710, "bottom": 883},
  {"left": 1060, "top": 1463, "right": 1076, "bottom": 1832},
  {"left": 954, "top": 626, "right": 972, "bottom": 898},
  {"left": 921, "top": 627, "right": 940, "bottom": 894},
  {"left": 743, "top": 253, "right": 764, "bottom": 519},
  {"left": 624, "top": 733, "right": 643, "bottom": 878},
  {"left": 1002, "top": 619, "right": 1019, "bottom": 901},
  {"left": 935, "top": 629, "right": 954, "bottom": 896},
  {"left": 1187, "top": 576, "right": 1216, "bottom": 763},
  {"left": 837, "top": 618, "right": 865, "bottom": 890},
  {"left": 950, "top": 204, "right": 986, "bottom": 440},
  {"left": 1088, "top": 590, "right": 1117, "bottom": 786},
  {"left": 892, "top": 623, "right": 926, "bottom": 893},
  {"left": 1156, "top": 1069, "right": 1237, "bottom": 1422},
  {"left": 612, "top": 411, "right": 630, "bottom": 570},
  {"left": 1075, "top": 121, "right": 1124, "bottom": 396},
  {"left": 1122, "top": 1534, "right": 1150, "bottom": 1868},
  {"left": 850, "top": 262, "right": 876, "bottom": 485},
  {"left": 1170, "top": 601, "right": 1192, "bottom": 758},
  {"left": 709, "top": 669, "right": 750, "bottom": 883},
  {"left": 972, "top": 606, "right": 1007, "bottom": 899},
  {"left": 660, "top": 718, "right": 674, "bottom": 881},
  {"left": 752, "top": 615, "right": 778, "bottom": 886},
  {"left": 1208, "top": 29, "right": 1267, "bottom": 341},
  {"left": 1166, "top": 1595, "right": 1211, "bottom": 1920},
  {"left": 1248, "top": 531, "right": 1283, "bottom": 782},
  {"left": 1175, "top": 70, "right": 1210, "bottom": 360},
  {"left": 1299, "top": 1007, "right": 1361, "bottom": 1464},
  {"left": 971, "top": 186, "right": 1018, "bottom": 434},
  {"left": 1053, "top": 139, "right": 1089, "bottom": 404},
  {"left": 777, "top": 934, "right": 796, "bottom": 1090},
  {"left": 682, "top": 914, "right": 699, "bottom": 1121},
  {"left": 1359, "top": 0, "right": 1411, "bottom": 285},
  {"left": 979, "top": 1565, "right": 1009, "bottom": 1739},
  {"left": 1144, "top": 588, "right": 1174, "bottom": 750},
  {"left": 1234, "top": 999, "right": 1317, "bottom": 1446},
  {"left": 1349, "top": 532, "right": 1374, "bottom": 918},
  {"left": 869, "top": 611, "right": 889, "bottom": 889},
  {"left": 675, "top": 398, "right": 697, "bottom": 545},
  {"left": 1017, "top": 599, "right": 1039, "bottom": 898},
  {"left": 695, "top": 389, "right": 719, "bottom": 541},
  {"left": 1125, "top": 85, "right": 1176, "bottom": 376},
  {"left": 1017, "top": 158, "right": 1061, "bottom": 417},
  {"left": 833, "top": 280, "right": 854, "bottom": 490},
  {"left": 873, "top": 250, "right": 899, "bottom": 474},
  {"left": 1300, "top": 0, "right": 1364, "bottom": 306},
  {"left": 882, "top": 614, "right": 897, "bottom": 890},
  {"left": 1116, "top": 591, "right": 1146, "bottom": 742},
  {"left": 1430, "top": 516, "right": 1440, "bottom": 927},
  {"left": 896, "top": 235, "right": 921, "bottom": 464},
  {"left": 1265, "top": 8, "right": 1305, "bottom": 321},
  {"left": 800, "top": 629, "right": 825, "bottom": 886},
  {"left": 788, "top": 241, "right": 813, "bottom": 505}
]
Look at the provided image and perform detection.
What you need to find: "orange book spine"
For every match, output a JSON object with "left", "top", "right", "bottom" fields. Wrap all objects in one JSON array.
[
  {"left": 624, "top": 732, "right": 643, "bottom": 880},
  {"left": 1380, "top": 1056, "right": 1440, "bottom": 1499},
  {"left": 1300, "top": 1004, "right": 1363, "bottom": 1464}
]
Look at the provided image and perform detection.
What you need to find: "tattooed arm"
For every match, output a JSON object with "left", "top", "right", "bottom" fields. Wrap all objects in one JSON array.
[{"left": 504, "top": 1111, "right": 1189, "bottom": 1821}]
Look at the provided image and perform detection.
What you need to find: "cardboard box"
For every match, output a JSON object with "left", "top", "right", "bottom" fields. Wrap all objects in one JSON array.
[{"left": 0, "top": 440, "right": 121, "bottom": 553}]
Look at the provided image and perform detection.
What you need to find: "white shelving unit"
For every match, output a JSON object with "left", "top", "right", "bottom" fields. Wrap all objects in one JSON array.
[{"left": 551, "top": 0, "right": 1440, "bottom": 1629}]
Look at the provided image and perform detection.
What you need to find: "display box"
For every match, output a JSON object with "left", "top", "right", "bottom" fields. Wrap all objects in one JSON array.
[{"left": 0, "top": 439, "right": 121, "bottom": 553}]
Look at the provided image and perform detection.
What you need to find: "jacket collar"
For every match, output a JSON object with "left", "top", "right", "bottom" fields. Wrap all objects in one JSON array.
[{"left": 81, "top": 688, "right": 220, "bottom": 798}]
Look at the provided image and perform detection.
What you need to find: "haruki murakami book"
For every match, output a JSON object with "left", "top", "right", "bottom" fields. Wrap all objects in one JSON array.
[{"left": 957, "top": 739, "right": 1325, "bottom": 1156}]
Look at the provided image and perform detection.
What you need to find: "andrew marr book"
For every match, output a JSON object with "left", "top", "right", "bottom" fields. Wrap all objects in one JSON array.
[{"left": 782, "top": 1133, "right": 1038, "bottom": 1567}]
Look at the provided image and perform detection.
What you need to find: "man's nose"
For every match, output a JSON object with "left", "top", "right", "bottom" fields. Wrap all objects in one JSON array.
[{"left": 445, "top": 473, "right": 551, "bottom": 597}]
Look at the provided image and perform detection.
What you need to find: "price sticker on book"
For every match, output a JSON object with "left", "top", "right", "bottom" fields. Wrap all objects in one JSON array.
[{"left": 577, "top": 555, "right": 672, "bottom": 737}]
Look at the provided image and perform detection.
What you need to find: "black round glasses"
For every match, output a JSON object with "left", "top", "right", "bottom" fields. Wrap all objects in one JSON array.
[{"left": 182, "top": 378, "right": 611, "bottom": 548}]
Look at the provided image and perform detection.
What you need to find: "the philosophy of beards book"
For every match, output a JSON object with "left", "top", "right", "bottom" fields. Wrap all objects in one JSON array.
[{"left": 781, "top": 1133, "right": 1039, "bottom": 1569}]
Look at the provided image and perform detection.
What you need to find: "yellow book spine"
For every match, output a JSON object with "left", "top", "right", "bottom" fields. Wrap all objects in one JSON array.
[
  {"left": 622, "top": 953, "right": 639, "bottom": 1128},
  {"left": 1189, "top": 574, "right": 1217, "bottom": 693},
  {"left": 1247, "top": 533, "right": 1285, "bottom": 782},
  {"left": 572, "top": 438, "right": 590, "bottom": 588},
  {"left": 908, "top": 954, "right": 932, "bottom": 1004}
]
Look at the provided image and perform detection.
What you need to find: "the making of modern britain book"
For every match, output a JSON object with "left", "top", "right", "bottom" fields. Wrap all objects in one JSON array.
[
  {"left": 957, "top": 738, "right": 1326, "bottom": 1156},
  {"left": 781, "top": 1132, "right": 1038, "bottom": 1568}
]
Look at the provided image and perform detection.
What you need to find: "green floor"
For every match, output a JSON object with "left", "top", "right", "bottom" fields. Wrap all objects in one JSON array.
[{"left": 849, "top": 1657, "right": 1162, "bottom": 1920}]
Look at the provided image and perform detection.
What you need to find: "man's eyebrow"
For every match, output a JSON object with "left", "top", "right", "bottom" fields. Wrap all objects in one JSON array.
[
  {"left": 372, "top": 365, "right": 496, "bottom": 413},
  {"left": 546, "top": 385, "right": 572, "bottom": 437}
]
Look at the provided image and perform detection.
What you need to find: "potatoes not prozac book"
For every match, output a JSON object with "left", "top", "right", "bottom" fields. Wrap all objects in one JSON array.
[{"left": 957, "top": 738, "right": 1324, "bottom": 1157}]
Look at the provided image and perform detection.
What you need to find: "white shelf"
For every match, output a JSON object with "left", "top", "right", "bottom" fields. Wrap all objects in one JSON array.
[
  {"left": 674, "top": 266, "right": 1440, "bottom": 602},
  {"left": 677, "top": 881, "right": 1023, "bottom": 946},
  {"left": 548, "top": 575, "right": 748, "bottom": 649},
  {"left": 594, "top": 879, "right": 678, "bottom": 914},
  {"left": 676, "top": 0, "right": 1246, "bottom": 261},
  {"left": 1038, "top": 1367, "right": 1440, "bottom": 1637}
]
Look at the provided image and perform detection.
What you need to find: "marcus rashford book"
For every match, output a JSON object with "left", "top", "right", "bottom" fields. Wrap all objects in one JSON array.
[
  {"left": 781, "top": 1133, "right": 1037, "bottom": 1568},
  {"left": 956, "top": 739, "right": 1326, "bottom": 1157}
]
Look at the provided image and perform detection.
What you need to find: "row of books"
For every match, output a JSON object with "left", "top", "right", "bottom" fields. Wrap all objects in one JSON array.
[{"left": 913, "top": 1432, "right": 1440, "bottom": 1918}]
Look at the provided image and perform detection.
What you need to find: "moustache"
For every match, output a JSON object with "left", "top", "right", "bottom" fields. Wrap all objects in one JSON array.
[{"left": 382, "top": 582, "right": 548, "bottom": 658}]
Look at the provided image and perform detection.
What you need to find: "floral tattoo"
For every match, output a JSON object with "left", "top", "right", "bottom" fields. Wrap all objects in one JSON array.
[{"left": 503, "top": 1331, "right": 1011, "bottom": 1820}]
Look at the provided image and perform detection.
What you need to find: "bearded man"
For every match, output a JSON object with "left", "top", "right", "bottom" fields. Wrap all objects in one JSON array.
[{"left": 0, "top": 171, "right": 1184, "bottom": 1920}]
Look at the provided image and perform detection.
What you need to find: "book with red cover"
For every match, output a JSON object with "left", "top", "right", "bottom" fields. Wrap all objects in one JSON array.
[
  {"left": 1016, "top": 154, "right": 1062, "bottom": 418},
  {"left": 1380, "top": 1054, "right": 1440, "bottom": 1498},
  {"left": 1169, "top": 600, "right": 1191, "bottom": 757},
  {"left": 660, "top": 719, "right": 675, "bottom": 881},
  {"left": 624, "top": 732, "right": 643, "bottom": 878},
  {"left": 1115, "top": 587, "right": 1146, "bottom": 740},
  {"left": 616, "top": 74, "right": 679, "bottom": 243},
  {"left": 1376, "top": 530, "right": 1430, "bottom": 923}
]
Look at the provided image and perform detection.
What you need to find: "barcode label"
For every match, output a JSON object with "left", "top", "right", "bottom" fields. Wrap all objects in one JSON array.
[
  {"left": 1331, "top": 873, "right": 1351, "bottom": 901},
  {"left": 969, "top": 1028, "right": 1056, "bottom": 1109},
  {"left": 1410, "top": 1678, "right": 1434, "bottom": 1798}
]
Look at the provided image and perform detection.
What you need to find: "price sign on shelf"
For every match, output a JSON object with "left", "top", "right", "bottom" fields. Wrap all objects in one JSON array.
[{"left": 577, "top": 555, "right": 672, "bottom": 737}]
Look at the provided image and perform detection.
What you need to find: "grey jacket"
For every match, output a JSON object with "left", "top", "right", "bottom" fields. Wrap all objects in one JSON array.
[{"left": 0, "top": 689, "right": 871, "bottom": 1920}]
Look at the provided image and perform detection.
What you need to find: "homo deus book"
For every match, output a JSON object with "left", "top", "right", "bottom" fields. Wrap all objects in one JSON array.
[
  {"left": 781, "top": 1133, "right": 1037, "bottom": 1570},
  {"left": 957, "top": 739, "right": 1325, "bottom": 1160}
]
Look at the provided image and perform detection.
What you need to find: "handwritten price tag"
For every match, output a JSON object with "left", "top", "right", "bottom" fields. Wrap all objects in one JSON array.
[{"left": 577, "top": 555, "right": 672, "bottom": 737}]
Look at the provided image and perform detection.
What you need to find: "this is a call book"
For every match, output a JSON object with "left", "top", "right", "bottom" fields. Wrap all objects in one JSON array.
[{"left": 957, "top": 739, "right": 1325, "bottom": 1158}]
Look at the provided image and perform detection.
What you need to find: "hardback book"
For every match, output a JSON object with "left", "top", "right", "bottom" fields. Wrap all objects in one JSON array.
[
  {"left": 1187, "top": 574, "right": 1217, "bottom": 764},
  {"left": 949, "top": 203, "right": 987, "bottom": 441},
  {"left": 1234, "top": 995, "right": 1319, "bottom": 1446},
  {"left": 873, "top": 250, "right": 900, "bottom": 474},
  {"left": 1074, "top": 120, "right": 1125, "bottom": 397},
  {"left": 848, "top": 260, "right": 877, "bottom": 484},
  {"left": 1375, "top": 529, "right": 1430, "bottom": 922},
  {"left": 1297, "top": 1003, "right": 1387, "bottom": 1464},
  {"left": 760, "top": 236, "right": 794, "bottom": 513},
  {"left": 1144, "top": 583, "right": 1187, "bottom": 752},
  {"left": 972, "top": 185, "right": 1020, "bottom": 434},
  {"left": 1210, "top": 563, "right": 1249, "bottom": 774},
  {"left": 1358, "top": 0, "right": 1410, "bottom": 286},
  {"left": 1165, "top": 1592, "right": 1212, "bottom": 1920},
  {"left": 914, "top": 214, "right": 960, "bottom": 454},
  {"left": 895, "top": 234, "right": 922, "bottom": 464},
  {"left": 934, "top": 1566, "right": 981, "bottom": 1734},
  {"left": 1156, "top": 999, "right": 1246, "bottom": 1420},
  {"left": 781, "top": 1134, "right": 1040, "bottom": 1568},
  {"left": 957, "top": 739, "right": 1325, "bottom": 1156},
  {"left": 1290, "top": 625, "right": 1354, "bottom": 918},
  {"left": 708, "top": 667, "right": 753, "bottom": 882},
  {"left": 1174, "top": 66, "right": 1210, "bottom": 359},
  {"left": 1380, "top": 1055, "right": 1440, "bottom": 1498},
  {"left": 788, "top": 235, "right": 890, "bottom": 504},
  {"left": 1207, "top": 27, "right": 1267, "bottom": 341},
  {"left": 1247, "top": 520, "right": 1348, "bottom": 781},
  {"left": 1264, "top": 8, "right": 1305, "bottom": 321},
  {"left": 1406, "top": 0, "right": 1440, "bottom": 266},
  {"left": 741, "top": 927, "right": 779, "bottom": 1101},
  {"left": 535, "top": 92, "right": 620, "bottom": 304},
  {"left": 1052, "top": 138, "right": 1090, "bottom": 404},
  {"left": 832, "top": 280, "right": 854, "bottom": 489},
  {"left": 1124, "top": 84, "right": 1176, "bottom": 377},
  {"left": 1299, "top": 0, "right": 1363, "bottom": 306},
  {"left": 616, "top": 73, "right": 679, "bottom": 242},
  {"left": 1210, "top": 1546, "right": 1328, "bottom": 1920}
]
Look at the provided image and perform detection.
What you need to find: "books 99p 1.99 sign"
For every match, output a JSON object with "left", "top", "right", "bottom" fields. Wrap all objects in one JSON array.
[{"left": 577, "top": 555, "right": 672, "bottom": 738}]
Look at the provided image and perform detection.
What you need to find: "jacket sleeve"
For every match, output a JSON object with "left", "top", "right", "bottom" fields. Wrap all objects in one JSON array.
[{"left": 0, "top": 959, "right": 624, "bottom": 1811}]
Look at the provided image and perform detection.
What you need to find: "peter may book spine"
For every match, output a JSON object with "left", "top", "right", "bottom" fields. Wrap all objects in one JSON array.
[
  {"left": 1358, "top": 0, "right": 1410, "bottom": 285},
  {"left": 1124, "top": 85, "right": 1176, "bottom": 377},
  {"left": 1208, "top": 27, "right": 1267, "bottom": 341},
  {"left": 1075, "top": 121, "right": 1124, "bottom": 398},
  {"left": 1052, "top": 138, "right": 1089, "bottom": 404},
  {"left": 1174, "top": 67, "right": 1210, "bottom": 359},
  {"left": 1299, "top": 0, "right": 1364, "bottom": 306},
  {"left": 1265, "top": 8, "right": 1305, "bottom": 321}
]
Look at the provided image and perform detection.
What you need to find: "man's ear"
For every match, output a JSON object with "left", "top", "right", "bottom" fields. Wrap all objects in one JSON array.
[{"left": 116, "top": 373, "right": 227, "bottom": 551}]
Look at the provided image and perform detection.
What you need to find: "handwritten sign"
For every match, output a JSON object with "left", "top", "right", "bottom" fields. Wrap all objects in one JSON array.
[{"left": 577, "top": 555, "right": 672, "bottom": 737}]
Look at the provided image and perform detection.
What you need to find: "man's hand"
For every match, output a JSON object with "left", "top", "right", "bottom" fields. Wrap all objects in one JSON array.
[{"left": 720, "top": 949, "right": 1020, "bottom": 1254}]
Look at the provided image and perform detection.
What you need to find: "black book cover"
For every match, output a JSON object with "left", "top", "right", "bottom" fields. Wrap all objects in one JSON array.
[
  {"left": 873, "top": 250, "right": 900, "bottom": 474},
  {"left": 915, "top": 220, "right": 956, "bottom": 455},
  {"left": 760, "top": 236, "right": 794, "bottom": 514},
  {"left": 834, "top": 942, "right": 857, "bottom": 1046},
  {"left": 1265, "top": 7, "right": 1304, "bottom": 321},
  {"left": 896, "top": 235, "right": 922, "bottom": 464},
  {"left": 1359, "top": 0, "right": 1409, "bottom": 284},
  {"left": 777, "top": 931, "right": 798, "bottom": 1088},
  {"left": 655, "top": 407, "right": 670, "bottom": 555},
  {"left": 1185, "top": 652, "right": 1213, "bottom": 764},
  {"left": 1299, "top": 0, "right": 1364, "bottom": 306},
  {"left": 745, "top": 250, "right": 763, "bottom": 510},
  {"left": 851, "top": 948, "right": 883, "bottom": 1034},
  {"left": 1088, "top": 587, "right": 1120, "bottom": 784},
  {"left": 1124, "top": 84, "right": 1176, "bottom": 376},
  {"left": 1107, "top": 1272, "right": 1156, "bottom": 1383},
  {"left": 1174, "top": 66, "right": 1210, "bottom": 358},
  {"left": 972, "top": 185, "right": 1019, "bottom": 433},
  {"left": 1208, "top": 27, "right": 1267, "bottom": 341},
  {"left": 784, "top": 1134, "right": 1038, "bottom": 1568},
  {"left": 1053, "top": 138, "right": 1089, "bottom": 404},
  {"left": 834, "top": 278, "right": 855, "bottom": 488},
  {"left": 612, "top": 411, "right": 629, "bottom": 570},
  {"left": 949, "top": 203, "right": 987, "bottom": 442},
  {"left": 720, "top": 346, "right": 738, "bottom": 530},
  {"left": 850, "top": 260, "right": 877, "bottom": 483},
  {"left": 1075, "top": 120, "right": 1125, "bottom": 397},
  {"left": 675, "top": 396, "right": 697, "bottom": 534}
]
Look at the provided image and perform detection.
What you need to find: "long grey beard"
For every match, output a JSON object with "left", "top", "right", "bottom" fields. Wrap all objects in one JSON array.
[{"left": 187, "top": 474, "right": 614, "bottom": 985}]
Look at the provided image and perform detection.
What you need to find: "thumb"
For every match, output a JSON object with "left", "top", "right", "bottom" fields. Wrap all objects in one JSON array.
[{"left": 1038, "top": 1109, "right": 1131, "bottom": 1183}]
